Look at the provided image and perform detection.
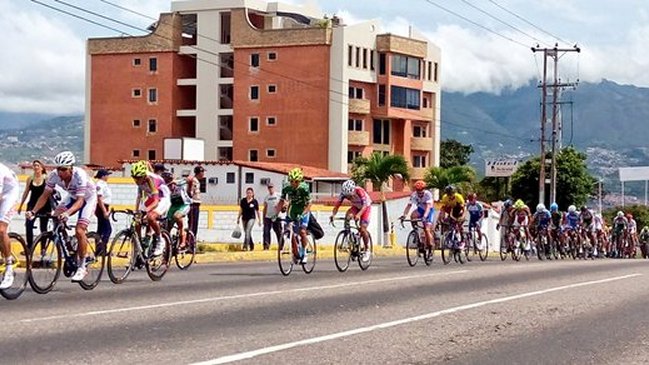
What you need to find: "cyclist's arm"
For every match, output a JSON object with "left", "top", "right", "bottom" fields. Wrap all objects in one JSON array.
[
  {"left": 331, "top": 196, "right": 344, "bottom": 217},
  {"left": 401, "top": 203, "right": 412, "bottom": 218}
]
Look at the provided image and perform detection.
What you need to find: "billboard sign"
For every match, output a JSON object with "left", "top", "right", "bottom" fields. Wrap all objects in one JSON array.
[{"left": 485, "top": 159, "right": 519, "bottom": 177}]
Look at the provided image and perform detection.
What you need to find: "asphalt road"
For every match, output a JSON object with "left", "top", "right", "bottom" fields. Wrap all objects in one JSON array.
[{"left": 3, "top": 255, "right": 649, "bottom": 365}]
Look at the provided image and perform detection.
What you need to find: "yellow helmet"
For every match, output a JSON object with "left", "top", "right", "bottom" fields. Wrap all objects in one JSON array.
[
  {"left": 287, "top": 168, "right": 304, "bottom": 182},
  {"left": 513, "top": 199, "right": 525, "bottom": 209},
  {"left": 130, "top": 161, "right": 149, "bottom": 177}
]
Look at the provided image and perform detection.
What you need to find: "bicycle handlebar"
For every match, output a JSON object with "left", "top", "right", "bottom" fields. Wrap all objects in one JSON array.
[
  {"left": 110, "top": 208, "right": 140, "bottom": 222},
  {"left": 329, "top": 216, "right": 359, "bottom": 228}
]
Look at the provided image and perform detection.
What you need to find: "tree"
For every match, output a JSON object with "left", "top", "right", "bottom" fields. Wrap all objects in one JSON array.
[
  {"left": 440, "top": 139, "right": 474, "bottom": 168},
  {"left": 424, "top": 165, "right": 476, "bottom": 194},
  {"left": 473, "top": 177, "right": 508, "bottom": 203},
  {"left": 510, "top": 147, "right": 596, "bottom": 209}
]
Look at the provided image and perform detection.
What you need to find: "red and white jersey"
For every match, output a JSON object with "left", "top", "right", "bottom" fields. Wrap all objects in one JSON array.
[
  {"left": 338, "top": 187, "right": 372, "bottom": 209},
  {"left": 46, "top": 167, "right": 96, "bottom": 200}
]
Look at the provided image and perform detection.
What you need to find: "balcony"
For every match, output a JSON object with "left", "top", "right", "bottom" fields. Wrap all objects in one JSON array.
[
  {"left": 411, "top": 137, "right": 433, "bottom": 151},
  {"left": 349, "top": 98, "right": 370, "bottom": 114},
  {"left": 176, "top": 109, "right": 197, "bottom": 117},
  {"left": 348, "top": 131, "right": 370, "bottom": 146},
  {"left": 376, "top": 34, "right": 427, "bottom": 58},
  {"left": 177, "top": 78, "right": 197, "bottom": 86},
  {"left": 411, "top": 167, "right": 427, "bottom": 180}
]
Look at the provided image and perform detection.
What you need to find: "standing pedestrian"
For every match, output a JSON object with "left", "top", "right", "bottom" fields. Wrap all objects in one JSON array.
[
  {"left": 153, "top": 163, "right": 166, "bottom": 176},
  {"left": 94, "top": 169, "right": 112, "bottom": 254},
  {"left": 18, "top": 160, "right": 51, "bottom": 248},
  {"left": 262, "top": 183, "right": 282, "bottom": 250},
  {"left": 237, "top": 187, "right": 261, "bottom": 251},
  {"left": 187, "top": 165, "right": 204, "bottom": 238}
]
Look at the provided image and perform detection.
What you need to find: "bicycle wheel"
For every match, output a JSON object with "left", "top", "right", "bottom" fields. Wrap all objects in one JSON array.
[
  {"left": 28, "top": 232, "right": 62, "bottom": 294},
  {"left": 301, "top": 234, "right": 317, "bottom": 274},
  {"left": 358, "top": 232, "right": 374, "bottom": 271},
  {"left": 107, "top": 229, "right": 136, "bottom": 284},
  {"left": 499, "top": 236, "right": 508, "bottom": 261},
  {"left": 405, "top": 230, "right": 420, "bottom": 267},
  {"left": 333, "top": 231, "right": 351, "bottom": 272},
  {"left": 464, "top": 233, "right": 475, "bottom": 262},
  {"left": 146, "top": 231, "right": 172, "bottom": 281},
  {"left": 78, "top": 232, "right": 105, "bottom": 290},
  {"left": 0, "top": 233, "right": 31, "bottom": 300},
  {"left": 478, "top": 233, "right": 489, "bottom": 261},
  {"left": 536, "top": 237, "right": 545, "bottom": 261},
  {"left": 175, "top": 229, "right": 196, "bottom": 270},
  {"left": 277, "top": 230, "right": 294, "bottom": 276}
]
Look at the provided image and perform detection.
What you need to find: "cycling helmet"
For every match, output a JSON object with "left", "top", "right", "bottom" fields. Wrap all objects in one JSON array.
[
  {"left": 53, "top": 151, "right": 76, "bottom": 167},
  {"left": 341, "top": 179, "right": 356, "bottom": 195},
  {"left": 513, "top": 199, "right": 525, "bottom": 210},
  {"left": 161, "top": 171, "right": 174, "bottom": 182},
  {"left": 627, "top": 213, "right": 634, "bottom": 220},
  {"left": 536, "top": 203, "right": 546, "bottom": 212},
  {"left": 568, "top": 205, "right": 576, "bottom": 213},
  {"left": 550, "top": 203, "right": 558, "bottom": 212},
  {"left": 580, "top": 206, "right": 588, "bottom": 212},
  {"left": 617, "top": 211, "right": 624, "bottom": 218},
  {"left": 467, "top": 193, "right": 477, "bottom": 201},
  {"left": 287, "top": 168, "right": 304, "bottom": 182},
  {"left": 130, "top": 161, "right": 149, "bottom": 178},
  {"left": 444, "top": 185, "right": 455, "bottom": 194},
  {"left": 503, "top": 199, "right": 513, "bottom": 208},
  {"left": 414, "top": 180, "right": 426, "bottom": 191}
]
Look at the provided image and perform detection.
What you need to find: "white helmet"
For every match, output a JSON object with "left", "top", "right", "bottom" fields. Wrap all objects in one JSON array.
[
  {"left": 341, "top": 179, "right": 356, "bottom": 195},
  {"left": 536, "top": 203, "right": 546, "bottom": 212},
  {"left": 53, "top": 151, "right": 76, "bottom": 167},
  {"left": 617, "top": 211, "right": 624, "bottom": 218},
  {"left": 568, "top": 205, "right": 576, "bottom": 213}
]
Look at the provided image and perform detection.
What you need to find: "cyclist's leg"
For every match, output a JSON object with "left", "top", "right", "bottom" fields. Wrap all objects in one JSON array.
[
  {"left": 75, "top": 196, "right": 96, "bottom": 264},
  {"left": 176, "top": 205, "right": 190, "bottom": 247},
  {"left": 423, "top": 209, "right": 435, "bottom": 248},
  {"left": 357, "top": 206, "right": 371, "bottom": 250}
]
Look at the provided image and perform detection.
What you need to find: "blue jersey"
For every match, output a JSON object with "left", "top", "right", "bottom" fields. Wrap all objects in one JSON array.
[
  {"left": 466, "top": 202, "right": 483, "bottom": 222},
  {"left": 534, "top": 210, "right": 551, "bottom": 228},
  {"left": 565, "top": 212, "right": 579, "bottom": 229}
]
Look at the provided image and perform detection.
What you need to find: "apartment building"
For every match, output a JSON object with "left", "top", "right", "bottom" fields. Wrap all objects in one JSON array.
[{"left": 86, "top": 0, "right": 441, "bottom": 182}]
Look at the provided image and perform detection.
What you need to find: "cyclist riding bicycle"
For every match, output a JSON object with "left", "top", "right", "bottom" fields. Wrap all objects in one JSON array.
[
  {"left": 531, "top": 203, "right": 551, "bottom": 256},
  {"left": 497, "top": 199, "right": 515, "bottom": 252},
  {"left": 579, "top": 206, "right": 597, "bottom": 248},
  {"left": 277, "top": 168, "right": 312, "bottom": 264},
  {"left": 440, "top": 185, "right": 465, "bottom": 237},
  {"left": 466, "top": 193, "right": 484, "bottom": 239},
  {"left": 549, "top": 203, "right": 564, "bottom": 245},
  {"left": 627, "top": 213, "right": 638, "bottom": 249},
  {"left": 26, "top": 151, "right": 97, "bottom": 282},
  {"left": 161, "top": 171, "right": 191, "bottom": 249},
  {"left": 330, "top": 179, "right": 372, "bottom": 262},
  {"left": 512, "top": 199, "right": 531, "bottom": 242},
  {"left": 399, "top": 180, "right": 435, "bottom": 251},
  {"left": 0, "top": 163, "right": 20, "bottom": 289},
  {"left": 130, "top": 161, "right": 171, "bottom": 257}
]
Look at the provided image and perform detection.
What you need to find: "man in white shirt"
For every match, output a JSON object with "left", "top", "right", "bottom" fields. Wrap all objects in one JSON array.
[{"left": 262, "top": 183, "right": 282, "bottom": 250}]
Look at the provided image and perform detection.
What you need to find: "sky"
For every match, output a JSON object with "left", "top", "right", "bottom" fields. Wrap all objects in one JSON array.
[{"left": 3, "top": 0, "right": 649, "bottom": 114}]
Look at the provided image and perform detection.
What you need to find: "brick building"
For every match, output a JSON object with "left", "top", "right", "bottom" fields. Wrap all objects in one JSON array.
[{"left": 86, "top": 0, "right": 441, "bottom": 183}]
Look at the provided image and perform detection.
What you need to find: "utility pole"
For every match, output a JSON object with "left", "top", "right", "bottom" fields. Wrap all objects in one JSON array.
[{"left": 532, "top": 44, "right": 580, "bottom": 205}]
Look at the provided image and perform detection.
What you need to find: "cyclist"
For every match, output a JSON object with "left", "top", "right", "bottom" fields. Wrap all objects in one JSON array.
[
  {"left": 440, "top": 185, "right": 465, "bottom": 239},
  {"left": 549, "top": 203, "right": 564, "bottom": 251},
  {"left": 593, "top": 213, "right": 606, "bottom": 257},
  {"left": 497, "top": 199, "right": 515, "bottom": 252},
  {"left": 330, "top": 179, "right": 372, "bottom": 262},
  {"left": 512, "top": 199, "right": 531, "bottom": 243},
  {"left": 466, "top": 193, "right": 484, "bottom": 241},
  {"left": 627, "top": 213, "right": 638, "bottom": 255},
  {"left": 639, "top": 226, "right": 649, "bottom": 257},
  {"left": 26, "top": 151, "right": 97, "bottom": 282},
  {"left": 130, "top": 161, "right": 171, "bottom": 257},
  {"left": 277, "top": 168, "right": 312, "bottom": 264},
  {"left": 579, "top": 206, "right": 596, "bottom": 251},
  {"left": 0, "top": 163, "right": 20, "bottom": 289},
  {"left": 161, "top": 171, "right": 191, "bottom": 249},
  {"left": 531, "top": 203, "right": 552, "bottom": 258},
  {"left": 399, "top": 180, "right": 435, "bottom": 252},
  {"left": 611, "top": 211, "right": 628, "bottom": 257}
]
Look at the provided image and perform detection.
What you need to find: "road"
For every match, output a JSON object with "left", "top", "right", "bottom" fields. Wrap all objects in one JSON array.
[{"left": 3, "top": 255, "right": 649, "bottom": 365}]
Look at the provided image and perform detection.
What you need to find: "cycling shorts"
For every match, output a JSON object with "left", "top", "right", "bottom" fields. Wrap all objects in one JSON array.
[
  {"left": 55, "top": 194, "right": 98, "bottom": 227},
  {"left": 139, "top": 196, "right": 171, "bottom": 217},
  {"left": 167, "top": 204, "right": 190, "bottom": 220},
  {"left": 0, "top": 184, "right": 18, "bottom": 224},
  {"left": 348, "top": 206, "right": 371, "bottom": 225},
  {"left": 469, "top": 217, "right": 482, "bottom": 230},
  {"left": 416, "top": 207, "right": 435, "bottom": 224}
]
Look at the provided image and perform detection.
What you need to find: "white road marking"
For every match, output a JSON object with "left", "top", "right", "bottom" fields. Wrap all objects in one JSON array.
[
  {"left": 18, "top": 269, "right": 468, "bottom": 323},
  {"left": 191, "top": 273, "right": 641, "bottom": 365}
]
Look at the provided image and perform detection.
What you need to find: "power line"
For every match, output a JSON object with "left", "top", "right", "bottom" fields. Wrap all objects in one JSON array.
[
  {"left": 31, "top": 0, "right": 127, "bottom": 35},
  {"left": 54, "top": 0, "right": 151, "bottom": 34},
  {"left": 98, "top": 0, "right": 157, "bottom": 21}
]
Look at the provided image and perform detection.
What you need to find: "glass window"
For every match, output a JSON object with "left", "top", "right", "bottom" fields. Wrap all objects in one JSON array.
[
  {"left": 148, "top": 150, "right": 156, "bottom": 160},
  {"left": 390, "top": 86, "right": 420, "bottom": 110},
  {"left": 267, "top": 117, "right": 276, "bottom": 126},
  {"left": 220, "top": 53, "right": 234, "bottom": 78},
  {"left": 219, "top": 116, "right": 233, "bottom": 140},
  {"left": 245, "top": 172, "right": 254, "bottom": 183},
  {"left": 226, "top": 172, "right": 235, "bottom": 184},
  {"left": 148, "top": 119, "right": 157, "bottom": 133},
  {"left": 391, "top": 55, "right": 421, "bottom": 79},
  {"left": 370, "top": 50, "right": 375, "bottom": 71},
  {"left": 362, "top": 48, "right": 368, "bottom": 69},
  {"left": 268, "top": 84, "right": 277, "bottom": 93},
  {"left": 268, "top": 52, "right": 277, "bottom": 60},
  {"left": 355, "top": 120, "right": 363, "bottom": 131},
  {"left": 250, "top": 53, "right": 259, "bottom": 67},
  {"left": 149, "top": 57, "right": 157, "bottom": 72},
  {"left": 378, "top": 85, "right": 385, "bottom": 106},
  {"left": 132, "top": 149, "right": 140, "bottom": 158},
  {"left": 220, "top": 84, "right": 233, "bottom": 109},
  {"left": 148, "top": 88, "right": 157, "bottom": 103},
  {"left": 132, "top": 119, "right": 141, "bottom": 128},
  {"left": 373, "top": 119, "right": 390, "bottom": 145},
  {"left": 132, "top": 89, "right": 141, "bottom": 98},
  {"left": 355, "top": 88, "right": 363, "bottom": 99},
  {"left": 348, "top": 45, "right": 353, "bottom": 66},
  {"left": 133, "top": 58, "right": 141, "bottom": 66},
  {"left": 355, "top": 47, "right": 360, "bottom": 67},
  {"left": 379, "top": 53, "right": 386, "bottom": 75},
  {"left": 249, "top": 150, "right": 258, "bottom": 162},
  {"left": 266, "top": 149, "right": 276, "bottom": 158},
  {"left": 250, "top": 86, "right": 259, "bottom": 100},
  {"left": 249, "top": 117, "right": 259, "bottom": 132},
  {"left": 348, "top": 119, "right": 354, "bottom": 131},
  {"left": 220, "top": 12, "right": 231, "bottom": 44}
]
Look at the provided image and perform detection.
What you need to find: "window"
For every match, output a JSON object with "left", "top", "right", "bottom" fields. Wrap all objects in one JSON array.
[
  {"left": 148, "top": 88, "right": 157, "bottom": 103},
  {"left": 149, "top": 57, "right": 157, "bottom": 72},
  {"left": 249, "top": 150, "right": 258, "bottom": 162},
  {"left": 413, "top": 155, "right": 427, "bottom": 168},
  {"left": 132, "top": 88, "right": 142, "bottom": 98},
  {"left": 427, "top": 61, "right": 432, "bottom": 81},
  {"left": 355, "top": 47, "right": 360, "bottom": 68},
  {"left": 148, "top": 150, "right": 156, "bottom": 160},
  {"left": 266, "top": 149, "right": 276, "bottom": 158},
  {"left": 373, "top": 119, "right": 390, "bottom": 145},
  {"left": 370, "top": 50, "right": 375, "bottom": 71},
  {"left": 250, "top": 53, "right": 259, "bottom": 67},
  {"left": 348, "top": 86, "right": 354, "bottom": 98},
  {"left": 226, "top": 172, "right": 235, "bottom": 184},
  {"left": 413, "top": 125, "right": 427, "bottom": 138},
  {"left": 250, "top": 86, "right": 259, "bottom": 100},
  {"left": 133, "top": 58, "right": 141, "bottom": 66},
  {"left": 132, "top": 119, "right": 141, "bottom": 128},
  {"left": 348, "top": 119, "right": 363, "bottom": 131},
  {"left": 347, "top": 45, "right": 353, "bottom": 66},
  {"left": 348, "top": 87, "right": 363, "bottom": 99},
  {"left": 220, "top": 84, "right": 233, "bottom": 109},
  {"left": 355, "top": 88, "right": 363, "bottom": 99},
  {"left": 266, "top": 116, "right": 277, "bottom": 126},
  {"left": 220, "top": 53, "right": 234, "bottom": 77},
  {"left": 219, "top": 116, "right": 233, "bottom": 140},
  {"left": 218, "top": 147, "right": 233, "bottom": 160},
  {"left": 434, "top": 62, "right": 439, "bottom": 82},
  {"left": 390, "top": 86, "right": 420, "bottom": 110},
  {"left": 148, "top": 119, "right": 157, "bottom": 133},
  {"left": 220, "top": 12, "right": 231, "bottom": 44},
  {"left": 132, "top": 149, "right": 140, "bottom": 158},
  {"left": 267, "top": 52, "right": 277, "bottom": 61},
  {"left": 249, "top": 117, "right": 259, "bottom": 133},
  {"left": 378, "top": 85, "right": 386, "bottom": 106},
  {"left": 347, "top": 151, "right": 362, "bottom": 164},
  {"left": 245, "top": 172, "right": 254, "bottom": 184},
  {"left": 267, "top": 84, "right": 277, "bottom": 93},
  {"left": 379, "top": 53, "right": 386, "bottom": 75},
  {"left": 391, "top": 55, "right": 421, "bottom": 79},
  {"left": 362, "top": 48, "right": 368, "bottom": 69}
]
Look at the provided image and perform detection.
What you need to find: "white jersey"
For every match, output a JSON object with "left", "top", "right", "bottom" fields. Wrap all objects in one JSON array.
[
  {"left": 410, "top": 190, "right": 434, "bottom": 210},
  {"left": 0, "top": 163, "right": 19, "bottom": 224},
  {"left": 0, "top": 163, "right": 19, "bottom": 196},
  {"left": 46, "top": 167, "right": 96, "bottom": 201}
]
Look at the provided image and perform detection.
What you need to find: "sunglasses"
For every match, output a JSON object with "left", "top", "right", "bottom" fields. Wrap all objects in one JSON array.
[{"left": 57, "top": 167, "right": 70, "bottom": 172}]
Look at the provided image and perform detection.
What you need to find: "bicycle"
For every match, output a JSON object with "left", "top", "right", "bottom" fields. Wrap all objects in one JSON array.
[
  {"left": 440, "top": 218, "right": 466, "bottom": 265},
  {"left": 0, "top": 232, "right": 30, "bottom": 300},
  {"left": 28, "top": 214, "right": 104, "bottom": 293},
  {"left": 107, "top": 209, "right": 172, "bottom": 283},
  {"left": 465, "top": 222, "right": 489, "bottom": 262},
  {"left": 401, "top": 218, "right": 433, "bottom": 267},
  {"left": 277, "top": 218, "right": 317, "bottom": 276},
  {"left": 535, "top": 225, "right": 553, "bottom": 260},
  {"left": 330, "top": 217, "right": 373, "bottom": 272},
  {"left": 165, "top": 219, "right": 196, "bottom": 270}
]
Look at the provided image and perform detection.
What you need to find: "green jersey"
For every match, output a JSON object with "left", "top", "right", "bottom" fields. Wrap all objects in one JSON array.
[{"left": 281, "top": 182, "right": 311, "bottom": 220}]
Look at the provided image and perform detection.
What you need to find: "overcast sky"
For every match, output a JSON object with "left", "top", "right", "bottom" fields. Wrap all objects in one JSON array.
[{"left": 3, "top": 0, "right": 649, "bottom": 114}]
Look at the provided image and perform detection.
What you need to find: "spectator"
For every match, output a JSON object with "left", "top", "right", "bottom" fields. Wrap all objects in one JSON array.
[
  {"left": 94, "top": 169, "right": 112, "bottom": 252},
  {"left": 237, "top": 187, "right": 261, "bottom": 251},
  {"left": 18, "top": 160, "right": 51, "bottom": 248},
  {"left": 262, "top": 183, "right": 282, "bottom": 250},
  {"left": 153, "top": 163, "right": 166, "bottom": 175},
  {"left": 187, "top": 166, "right": 204, "bottom": 238}
]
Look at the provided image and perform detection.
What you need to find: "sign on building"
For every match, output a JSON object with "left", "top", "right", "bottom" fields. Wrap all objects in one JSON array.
[{"left": 485, "top": 159, "right": 519, "bottom": 177}]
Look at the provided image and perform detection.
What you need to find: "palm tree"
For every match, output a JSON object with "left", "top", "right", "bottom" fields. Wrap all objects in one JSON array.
[
  {"left": 352, "top": 153, "right": 410, "bottom": 247},
  {"left": 424, "top": 165, "right": 476, "bottom": 193}
]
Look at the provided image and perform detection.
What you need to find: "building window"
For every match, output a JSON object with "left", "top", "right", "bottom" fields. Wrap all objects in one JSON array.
[
  {"left": 249, "top": 150, "right": 258, "bottom": 162},
  {"left": 370, "top": 50, "right": 375, "bottom": 71},
  {"left": 267, "top": 52, "right": 277, "bottom": 61},
  {"left": 413, "top": 155, "right": 427, "bottom": 168},
  {"left": 220, "top": 12, "right": 231, "bottom": 44},
  {"left": 245, "top": 172, "right": 254, "bottom": 184},
  {"left": 218, "top": 147, "right": 233, "bottom": 161},
  {"left": 132, "top": 88, "right": 141, "bottom": 98},
  {"left": 132, "top": 149, "right": 140, "bottom": 158},
  {"left": 373, "top": 119, "right": 390, "bottom": 145},
  {"left": 226, "top": 172, "right": 235, "bottom": 184},
  {"left": 220, "top": 53, "right": 234, "bottom": 78},
  {"left": 427, "top": 61, "right": 432, "bottom": 81},
  {"left": 148, "top": 119, "right": 157, "bottom": 133},
  {"left": 362, "top": 48, "right": 368, "bottom": 69},
  {"left": 379, "top": 53, "right": 386, "bottom": 75},
  {"left": 390, "top": 86, "right": 420, "bottom": 110},
  {"left": 148, "top": 150, "right": 156, "bottom": 160},
  {"left": 348, "top": 87, "right": 363, "bottom": 99},
  {"left": 249, "top": 117, "right": 259, "bottom": 133},
  {"left": 413, "top": 125, "right": 427, "bottom": 138},
  {"left": 132, "top": 119, "right": 141, "bottom": 128},
  {"left": 355, "top": 47, "right": 360, "bottom": 68},
  {"left": 250, "top": 53, "right": 259, "bottom": 67},
  {"left": 391, "top": 55, "right": 421, "bottom": 79},
  {"left": 250, "top": 86, "right": 259, "bottom": 100},
  {"left": 266, "top": 116, "right": 277, "bottom": 126},
  {"left": 378, "top": 84, "right": 386, "bottom": 106},
  {"left": 266, "top": 149, "right": 276, "bottom": 158},
  {"left": 133, "top": 58, "right": 141, "bottom": 66},
  {"left": 348, "top": 119, "right": 363, "bottom": 131},
  {"left": 219, "top": 115, "right": 233, "bottom": 140},
  {"left": 347, "top": 151, "right": 362, "bottom": 164},
  {"left": 148, "top": 88, "right": 157, "bottom": 103},
  {"left": 267, "top": 84, "right": 277, "bottom": 94},
  {"left": 434, "top": 62, "right": 438, "bottom": 82},
  {"left": 347, "top": 45, "right": 353, "bottom": 66},
  {"left": 220, "top": 84, "right": 233, "bottom": 109},
  {"left": 149, "top": 57, "right": 157, "bottom": 72}
]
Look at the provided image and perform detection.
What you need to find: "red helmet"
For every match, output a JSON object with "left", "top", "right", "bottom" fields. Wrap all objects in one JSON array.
[
  {"left": 414, "top": 180, "right": 426, "bottom": 191},
  {"left": 627, "top": 213, "right": 633, "bottom": 219}
]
